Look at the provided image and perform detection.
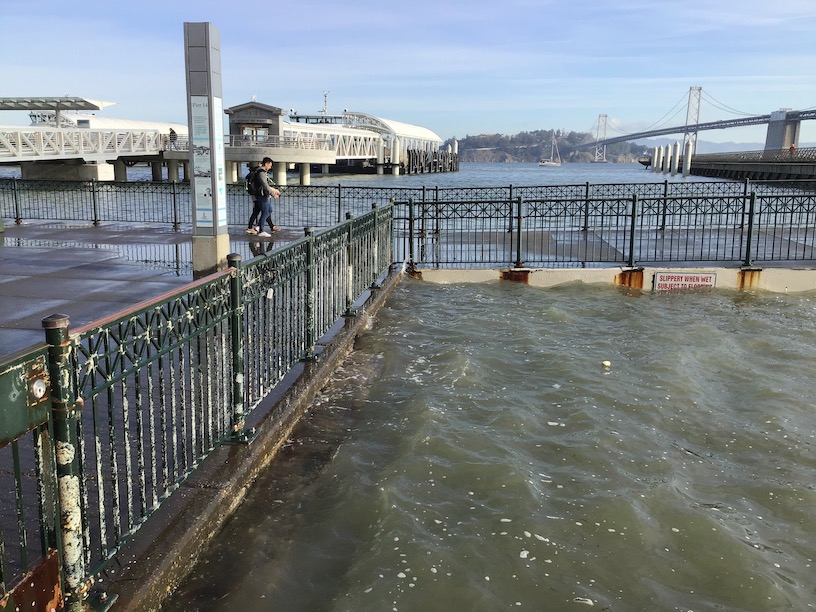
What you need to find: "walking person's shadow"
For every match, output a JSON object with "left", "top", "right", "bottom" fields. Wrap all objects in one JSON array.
[{"left": 249, "top": 239, "right": 275, "bottom": 257}]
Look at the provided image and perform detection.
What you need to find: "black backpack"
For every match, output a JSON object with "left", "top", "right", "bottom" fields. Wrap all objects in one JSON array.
[{"left": 244, "top": 167, "right": 263, "bottom": 196}]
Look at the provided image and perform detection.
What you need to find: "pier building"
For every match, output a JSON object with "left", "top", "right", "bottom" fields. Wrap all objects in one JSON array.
[{"left": 0, "top": 96, "right": 457, "bottom": 184}]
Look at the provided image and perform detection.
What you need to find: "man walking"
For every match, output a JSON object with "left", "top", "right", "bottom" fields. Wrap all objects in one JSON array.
[{"left": 247, "top": 157, "right": 281, "bottom": 237}]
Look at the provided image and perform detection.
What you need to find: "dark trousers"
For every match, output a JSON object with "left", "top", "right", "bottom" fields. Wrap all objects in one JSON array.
[{"left": 247, "top": 198, "right": 262, "bottom": 228}]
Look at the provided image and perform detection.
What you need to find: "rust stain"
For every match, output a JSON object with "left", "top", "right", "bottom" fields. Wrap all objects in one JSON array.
[
  {"left": 738, "top": 267, "right": 762, "bottom": 289},
  {"left": 1, "top": 549, "right": 62, "bottom": 611},
  {"left": 615, "top": 268, "right": 644, "bottom": 289},
  {"left": 407, "top": 268, "right": 423, "bottom": 280},
  {"left": 501, "top": 269, "right": 531, "bottom": 283}
]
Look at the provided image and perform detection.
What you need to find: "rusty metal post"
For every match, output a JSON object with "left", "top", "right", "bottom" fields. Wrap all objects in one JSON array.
[
  {"left": 628, "top": 194, "right": 638, "bottom": 267},
  {"left": 514, "top": 196, "right": 524, "bottom": 268},
  {"left": 743, "top": 192, "right": 756, "bottom": 267},
  {"left": 42, "top": 314, "right": 88, "bottom": 607}
]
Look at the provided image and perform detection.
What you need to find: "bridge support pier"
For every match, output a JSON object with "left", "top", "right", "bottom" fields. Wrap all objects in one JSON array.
[
  {"left": 298, "top": 163, "right": 311, "bottom": 186},
  {"left": 114, "top": 160, "right": 127, "bottom": 182},
  {"left": 168, "top": 160, "right": 181, "bottom": 183},
  {"left": 151, "top": 161, "right": 163, "bottom": 182},
  {"left": 273, "top": 161, "right": 287, "bottom": 186}
]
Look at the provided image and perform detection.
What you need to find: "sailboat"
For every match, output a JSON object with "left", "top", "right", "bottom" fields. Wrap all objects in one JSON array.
[{"left": 539, "top": 135, "right": 561, "bottom": 167}]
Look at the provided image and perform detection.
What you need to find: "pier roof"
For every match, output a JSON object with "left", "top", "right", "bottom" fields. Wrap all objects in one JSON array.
[
  {"left": 0, "top": 96, "right": 116, "bottom": 111},
  {"left": 344, "top": 112, "right": 443, "bottom": 143}
]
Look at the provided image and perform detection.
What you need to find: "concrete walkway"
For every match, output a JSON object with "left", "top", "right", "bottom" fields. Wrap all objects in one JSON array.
[{"left": 0, "top": 221, "right": 293, "bottom": 359}]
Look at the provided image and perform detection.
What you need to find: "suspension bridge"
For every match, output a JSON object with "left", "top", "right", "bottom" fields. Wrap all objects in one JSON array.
[{"left": 572, "top": 87, "right": 815, "bottom": 163}]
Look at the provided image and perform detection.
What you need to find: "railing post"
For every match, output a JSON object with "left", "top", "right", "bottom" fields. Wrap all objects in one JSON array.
[
  {"left": 628, "top": 194, "right": 638, "bottom": 267},
  {"left": 226, "top": 254, "right": 252, "bottom": 444},
  {"left": 743, "top": 191, "right": 756, "bottom": 267},
  {"left": 91, "top": 179, "right": 100, "bottom": 227},
  {"left": 660, "top": 179, "right": 668, "bottom": 230},
  {"left": 42, "top": 314, "right": 89, "bottom": 606},
  {"left": 582, "top": 182, "right": 590, "bottom": 232},
  {"left": 514, "top": 196, "right": 524, "bottom": 268},
  {"left": 303, "top": 227, "right": 317, "bottom": 361},
  {"left": 344, "top": 212, "right": 357, "bottom": 317},
  {"left": 740, "top": 178, "right": 750, "bottom": 228},
  {"left": 370, "top": 203, "right": 381, "bottom": 289},
  {"left": 12, "top": 177, "right": 22, "bottom": 224},
  {"left": 408, "top": 198, "right": 416, "bottom": 270},
  {"left": 171, "top": 181, "right": 180, "bottom": 231},
  {"left": 337, "top": 184, "right": 342, "bottom": 224}
]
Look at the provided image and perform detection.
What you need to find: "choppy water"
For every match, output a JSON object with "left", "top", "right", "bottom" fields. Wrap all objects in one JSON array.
[{"left": 166, "top": 279, "right": 816, "bottom": 611}]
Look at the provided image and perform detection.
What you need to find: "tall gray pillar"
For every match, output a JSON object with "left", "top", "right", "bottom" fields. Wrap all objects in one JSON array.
[{"left": 184, "top": 22, "right": 229, "bottom": 277}]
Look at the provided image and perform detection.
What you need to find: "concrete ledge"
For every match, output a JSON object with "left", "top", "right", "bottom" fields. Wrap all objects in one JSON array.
[
  {"left": 413, "top": 265, "right": 816, "bottom": 293},
  {"left": 101, "top": 269, "right": 403, "bottom": 611}
]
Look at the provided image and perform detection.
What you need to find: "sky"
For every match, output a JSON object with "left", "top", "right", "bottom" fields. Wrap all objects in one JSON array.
[{"left": 3, "top": 0, "right": 816, "bottom": 144}]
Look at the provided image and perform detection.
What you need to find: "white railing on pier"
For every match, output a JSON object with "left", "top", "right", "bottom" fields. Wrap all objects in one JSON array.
[
  {"left": 0, "top": 121, "right": 433, "bottom": 164},
  {"left": 0, "top": 128, "right": 163, "bottom": 161}
]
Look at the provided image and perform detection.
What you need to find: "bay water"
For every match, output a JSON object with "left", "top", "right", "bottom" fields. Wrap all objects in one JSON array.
[
  {"left": 166, "top": 279, "right": 816, "bottom": 611},
  {"left": 7, "top": 160, "right": 812, "bottom": 609}
]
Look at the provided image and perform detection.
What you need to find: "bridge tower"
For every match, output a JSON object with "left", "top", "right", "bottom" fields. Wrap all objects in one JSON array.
[
  {"left": 683, "top": 86, "right": 702, "bottom": 155},
  {"left": 595, "top": 114, "right": 608, "bottom": 162}
]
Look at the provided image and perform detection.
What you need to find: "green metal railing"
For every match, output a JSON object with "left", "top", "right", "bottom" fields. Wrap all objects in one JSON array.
[
  {"left": 395, "top": 188, "right": 816, "bottom": 269},
  {"left": 0, "top": 205, "right": 393, "bottom": 609},
  {"left": 3, "top": 178, "right": 815, "bottom": 231}
]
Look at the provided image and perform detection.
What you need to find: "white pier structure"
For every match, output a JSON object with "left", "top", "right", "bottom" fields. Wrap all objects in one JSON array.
[{"left": 0, "top": 97, "right": 452, "bottom": 183}]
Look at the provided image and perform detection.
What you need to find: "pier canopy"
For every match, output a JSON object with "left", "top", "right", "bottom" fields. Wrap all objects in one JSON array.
[
  {"left": 0, "top": 96, "right": 116, "bottom": 112},
  {"left": 342, "top": 112, "right": 443, "bottom": 150}
]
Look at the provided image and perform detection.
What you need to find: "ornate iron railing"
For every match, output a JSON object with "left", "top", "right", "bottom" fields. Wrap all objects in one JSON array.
[
  {"left": 394, "top": 189, "right": 816, "bottom": 269},
  {"left": 3, "top": 178, "right": 814, "bottom": 231},
  {"left": 0, "top": 204, "right": 394, "bottom": 608}
]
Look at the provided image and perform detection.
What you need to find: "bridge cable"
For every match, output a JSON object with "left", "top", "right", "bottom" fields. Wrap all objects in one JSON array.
[{"left": 699, "top": 91, "right": 757, "bottom": 117}]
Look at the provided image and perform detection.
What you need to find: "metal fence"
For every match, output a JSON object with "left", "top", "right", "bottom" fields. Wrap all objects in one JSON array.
[
  {"left": 394, "top": 189, "right": 816, "bottom": 268},
  {"left": 3, "top": 177, "right": 815, "bottom": 231},
  {"left": 0, "top": 205, "right": 393, "bottom": 609}
]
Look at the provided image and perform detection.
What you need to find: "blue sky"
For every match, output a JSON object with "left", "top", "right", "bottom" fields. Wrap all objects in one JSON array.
[{"left": 3, "top": 0, "right": 816, "bottom": 144}]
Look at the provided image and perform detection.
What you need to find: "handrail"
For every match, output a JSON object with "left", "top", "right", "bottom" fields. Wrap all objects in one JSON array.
[{"left": 690, "top": 147, "right": 816, "bottom": 163}]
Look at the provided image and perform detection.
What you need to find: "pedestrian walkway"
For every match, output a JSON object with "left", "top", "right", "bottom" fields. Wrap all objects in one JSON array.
[{"left": 0, "top": 221, "right": 291, "bottom": 358}]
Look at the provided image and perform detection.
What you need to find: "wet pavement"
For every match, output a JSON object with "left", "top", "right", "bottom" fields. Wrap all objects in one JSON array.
[{"left": 0, "top": 221, "right": 293, "bottom": 358}]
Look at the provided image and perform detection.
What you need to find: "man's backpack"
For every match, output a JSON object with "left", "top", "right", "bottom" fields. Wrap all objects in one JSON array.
[{"left": 244, "top": 167, "right": 263, "bottom": 197}]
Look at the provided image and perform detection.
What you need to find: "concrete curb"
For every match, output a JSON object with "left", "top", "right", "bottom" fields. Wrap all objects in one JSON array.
[
  {"left": 412, "top": 265, "right": 816, "bottom": 293},
  {"left": 100, "top": 269, "right": 404, "bottom": 611}
]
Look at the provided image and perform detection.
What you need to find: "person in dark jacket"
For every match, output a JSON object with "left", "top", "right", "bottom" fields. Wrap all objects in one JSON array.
[{"left": 251, "top": 157, "right": 281, "bottom": 237}]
